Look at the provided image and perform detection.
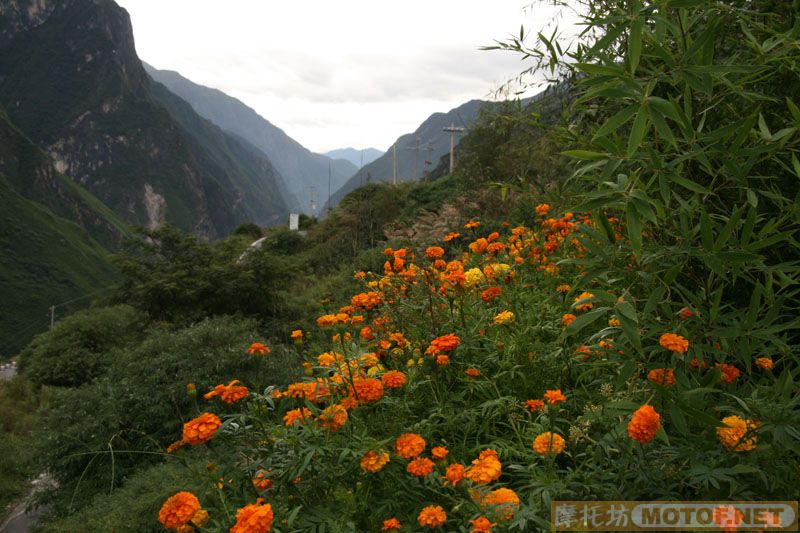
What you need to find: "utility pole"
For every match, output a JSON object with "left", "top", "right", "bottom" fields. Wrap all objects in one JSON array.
[
  {"left": 423, "top": 142, "right": 434, "bottom": 177},
  {"left": 443, "top": 123, "right": 466, "bottom": 174},
  {"left": 307, "top": 186, "right": 317, "bottom": 217},
  {"left": 49, "top": 305, "right": 55, "bottom": 329},
  {"left": 405, "top": 136, "right": 422, "bottom": 181},
  {"left": 392, "top": 144, "right": 397, "bottom": 185},
  {"left": 327, "top": 160, "right": 331, "bottom": 214}
]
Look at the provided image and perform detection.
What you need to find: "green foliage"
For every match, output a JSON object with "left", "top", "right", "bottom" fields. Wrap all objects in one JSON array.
[{"left": 19, "top": 305, "right": 148, "bottom": 387}]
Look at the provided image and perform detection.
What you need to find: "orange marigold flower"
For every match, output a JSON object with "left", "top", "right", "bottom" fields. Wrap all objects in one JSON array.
[
  {"left": 431, "top": 446, "right": 449, "bottom": 461},
  {"left": 381, "top": 370, "right": 407, "bottom": 389},
  {"left": 204, "top": 380, "right": 249, "bottom": 404},
  {"left": 465, "top": 449, "right": 502, "bottom": 484},
  {"left": 755, "top": 357, "right": 774, "bottom": 370},
  {"left": 562, "top": 313, "right": 576, "bottom": 326},
  {"left": 407, "top": 457, "right": 435, "bottom": 477},
  {"left": 316, "top": 313, "right": 347, "bottom": 328},
  {"left": 482, "top": 487, "right": 520, "bottom": 521},
  {"left": 290, "top": 329, "right": 303, "bottom": 341},
  {"left": 247, "top": 342, "right": 270, "bottom": 356},
  {"left": 382, "top": 518, "right": 402, "bottom": 532},
  {"left": 627, "top": 404, "right": 661, "bottom": 444},
  {"left": 543, "top": 389, "right": 567, "bottom": 405},
  {"left": 465, "top": 220, "right": 481, "bottom": 229},
  {"left": 717, "top": 415, "right": 759, "bottom": 452},
  {"left": 716, "top": 363, "right": 741, "bottom": 384},
  {"left": 286, "top": 381, "right": 330, "bottom": 402},
  {"left": 353, "top": 378, "right": 384, "bottom": 403},
  {"left": 469, "top": 238, "right": 489, "bottom": 254},
  {"left": 360, "top": 450, "right": 390, "bottom": 473},
  {"left": 252, "top": 470, "right": 273, "bottom": 491},
  {"left": 659, "top": 333, "right": 689, "bottom": 354},
  {"left": 647, "top": 368, "right": 676, "bottom": 387},
  {"left": 481, "top": 286, "right": 502, "bottom": 303},
  {"left": 182, "top": 413, "right": 221, "bottom": 446},
  {"left": 444, "top": 463, "right": 465, "bottom": 486},
  {"left": 351, "top": 291, "right": 383, "bottom": 310},
  {"left": 283, "top": 407, "right": 312, "bottom": 427},
  {"left": 573, "top": 292, "right": 594, "bottom": 312},
  {"left": 556, "top": 284, "right": 571, "bottom": 293},
  {"left": 525, "top": 399, "right": 544, "bottom": 412},
  {"left": 535, "top": 203, "right": 550, "bottom": 216},
  {"left": 436, "top": 354, "right": 450, "bottom": 366},
  {"left": 158, "top": 491, "right": 201, "bottom": 530},
  {"left": 318, "top": 404, "right": 348, "bottom": 432},
  {"left": 444, "top": 232, "right": 461, "bottom": 242},
  {"left": 230, "top": 498, "right": 274, "bottom": 533},
  {"left": 360, "top": 326, "right": 375, "bottom": 341},
  {"left": 395, "top": 433, "right": 426, "bottom": 459},
  {"left": 426, "top": 246, "right": 445, "bottom": 260},
  {"left": 470, "top": 516, "right": 497, "bottom": 533},
  {"left": 533, "top": 432, "right": 566, "bottom": 456},
  {"left": 608, "top": 317, "right": 621, "bottom": 327},
  {"left": 465, "top": 367, "right": 482, "bottom": 377},
  {"left": 425, "top": 333, "right": 460, "bottom": 356},
  {"left": 418, "top": 505, "right": 447, "bottom": 528}
]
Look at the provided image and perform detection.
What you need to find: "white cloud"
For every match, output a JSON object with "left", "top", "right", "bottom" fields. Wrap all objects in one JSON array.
[{"left": 117, "top": 0, "right": 573, "bottom": 152}]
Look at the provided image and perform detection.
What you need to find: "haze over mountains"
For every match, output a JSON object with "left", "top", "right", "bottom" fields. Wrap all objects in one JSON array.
[{"left": 323, "top": 147, "right": 384, "bottom": 169}]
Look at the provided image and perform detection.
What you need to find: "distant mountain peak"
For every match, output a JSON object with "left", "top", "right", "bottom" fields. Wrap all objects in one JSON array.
[{"left": 323, "top": 147, "right": 384, "bottom": 169}]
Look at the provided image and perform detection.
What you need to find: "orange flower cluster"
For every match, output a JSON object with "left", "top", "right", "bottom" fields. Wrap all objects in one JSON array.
[
  {"left": 381, "top": 370, "right": 407, "bottom": 388},
  {"left": 717, "top": 415, "right": 759, "bottom": 451},
  {"left": 425, "top": 333, "right": 460, "bottom": 356},
  {"left": 318, "top": 404, "right": 348, "bottom": 432},
  {"left": 381, "top": 518, "right": 402, "bottom": 531},
  {"left": 352, "top": 378, "right": 384, "bottom": 403},
  {"left": 247, "top": 342, "right": 270, "bottom": 356},
  {"left": 443, "top": 231, "right": 461, "bottom": 242},
  {"left": 204, "top": 380, "right": 249, "bottom": 404},
  {"left": 533, "top": 432, "right": 566, "bottom": 456},
  {"left": 755, "top": 357, "right": 774, "bottom": 370},
  {"left": 360, "top": 450, "right": 390, "bottom": 473},
  {"left": 627, "top": 405, "right": 661, "bottom": 444},
  {"left": 647, "top": 368, "right": 676, "bottom": 387},
  {"left": 407, "top": 457, "right": 435, "bottom": 477},
  {"left": 425, "top": 246, "right": 445, "bottom": 260},
  {"left": 525, "top": 399, "right": 544, "bottom": 412},
  {"left": 182, "top": 413, "right": 221, "bottom": 446},
  {"left": 290, "top": 329, "right": 303, "bottom": 341},
  {"left": 351, "top": 291, "right": 383, "bottom": 310},
  {"left": 284, "top": 380, "right": 330, "bottom": 402},
  {"left": 158, "top": 491, "right": 201, "bottom": 530},
  {"left": 544, "top": 389, "right": 567, "bottom": 405},
  {"left": 418, "top": 505, "right": 447, "bottom": 528},
  {"left": 471, "top": 516, "right": 497, "bottom": 532},
  {"left": 395, "top": 433, "right": 426, "bottom": 459},
  {"left": 431, "top": 446, "right": 449, "bottom": 461},
  {"left": 465, "top": 449, "right": 502, "bottom": 484},
  {"left": 230, "top": 498, "right": 274, "bottom": 533},
  {"left": 481, "top": 487, "right": 520, "bottom": 521},
  {"left": 316, "top": 313, "right": 351, "bottom": 327},
  {"left": 252, "top": 470, "right": 273, "bottom": 491},
  {"left": 562, "top": 313, "right": 576, "bottom": 326},
  {"left": 535, "top": 203, "right": 551, "bottom": 216},
  {"left": 465, "top": 367, "right": 482, "bottom": 377},
  {"left": 444, "top": 463, "right": 465, "bottom": 486},
  {"left": 716, "top": 363, "right": 741, "bottom": 384},
  {"left": 481, "top": 286, "right": 502, "bottom": 303},
  {"left": 659, "top": 332, "right": 689, "bottom": 353},
  {"left": 573, "top": 291, "right": 594, "bottom": 312},
  {"left": 283, "top": 407, "right": 312, "bottom": 427}
]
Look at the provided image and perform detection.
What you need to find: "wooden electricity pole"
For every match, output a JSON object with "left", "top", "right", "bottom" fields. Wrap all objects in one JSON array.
[{"left": 443, "top": 123, "right": 465, "bottom": 174}]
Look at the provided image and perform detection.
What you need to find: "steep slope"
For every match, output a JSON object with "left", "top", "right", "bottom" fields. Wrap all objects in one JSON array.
[
  {"left": 324, "top": 99, "right": 485, "bottom": 210},
  {"left": 323, "top": 147, "right": 383, "bottom": 169},
  {"left": 0, "top": 0, "right": 289, "bottom": 238},
  {"left": 0, "top": 110, "right": 120, "bottom": 356},
  {"left": 143, "top": 64, "right": 358, "bottom": 213}
]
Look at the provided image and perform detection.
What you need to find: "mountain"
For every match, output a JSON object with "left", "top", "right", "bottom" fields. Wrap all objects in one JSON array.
[
  {"left": 0, "top": 0, "right": 291, "bottom": 238},
  {"left": 324, "top": 99, "right": 485, "bottom": 211},
  {"left": 142, "top": 64, "right": 358, "bottom": 214},
  {"left": 0, "top": 107, "right": 121, "bottom": 356},
  {"left": 323, "top": 147, "right": 384, "bottom": 169}
]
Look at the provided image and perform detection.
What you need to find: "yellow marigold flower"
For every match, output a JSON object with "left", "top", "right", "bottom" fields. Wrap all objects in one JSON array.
[
  {"left": 755, "top": 357, "right": 774, "bottom": 370},
  {"left": 488, "top": 263, "right": 510, "bottom": 277},
  {"left": 444, "top": 463, "right": 465, "bottom": 486},
  {"left": 470, "top": 516, "right": 497, "bottom": 533},
  {"left": 360, "top": 450, "right": 390, "bottom": 473},
  {"left": 407, "top": 457, "right": 435, "bottom": 477},
  {"left": 627, "top": 404, "right": 661, "bottom": 444},
  {"left": 418, "top": 505, "right": 447, "bottom": 528},
  {"left": 395, "top": 433, "right": 426, "bottom": 459},
  {"left": 247, "top": 342, "right": 270, "bottom": 356},
  {"left": 543, "top": 389, "right": 567, "bottom": 405},
  {"left": 556, "top": 284, "right": 571, "bottom": 293},
  {"left": 717, "top": 415, "right": 759, "bottom": 452},
  {"left": 431, "top": 446, "right": 449, "bottom": 461},
  {"left": 482, "top": 487, "right": 520, "bottom": 521},
  {"left": 464, "top": 267, "right": 485, "bottom": 288},
  {"left": 381, "top": 370, "right": 407, "bottom": 389},
  {"left": 659, "top": 332, "right": 689, "bottom": 354},
  {"left": 204, "top": 380, "right": 249, "bottom": 404},
  {"left": 492, "top": 311, "right": 515, "bottom": 325},
  {"left": 573, "top": 292, "right": 594, "bottom": 312},
  {"left": 283, "top": 407, "right": 312, "bottom": 427},
  {"left": 647, "top": 368, "right": 676, "bottom": 387},
  {"left": 562, "top": 313, "right": 576, "bottom": 326},
  {"left": 533, "top": 432, "right": 566, "bottom": 456},
  {"left": 382, "top": 518, "right": 402, "bottom": 531},
  {"left": 230, "top": 498, "right": 274, "bottom": 533},
  {"left": 290, "top": 329, "right": 303, "bottom": 341},
  {"left": 182, "top": 413, "right": 221, "bottom": 446},
  {"left": 158, "top": 492, "right": 201, "bottom": 530},
  {"left": 465, "top": 449, "right": 502, "bottom": 484},
  {"left": 317, "top": 404, "right": 348, "bottom": 432}
]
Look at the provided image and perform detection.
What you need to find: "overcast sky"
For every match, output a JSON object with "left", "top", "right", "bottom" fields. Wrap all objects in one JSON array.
[{"left": 117, "top": 1, "right": 572, "bottom": 153}]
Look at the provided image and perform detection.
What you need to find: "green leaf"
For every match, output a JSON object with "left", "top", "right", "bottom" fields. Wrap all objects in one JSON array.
[
  {"left": 562, "top": 150, "right": 609, "bottom": 160},
  {"left": 629, "top": 18, "right": 643, "bottom": 73},
  {"left": 594, "top": 105, "right": 638, "bottom": 139},
  {"left": 626, "top": 202, "right": 643, "bottom": 257},
  {"left": 563, "top": 308, "right": 607, "bottom": 337},
  {"left": 627, "top": 105, "right": 650, "bottom": 156},
  {"left": 787, "top": 97, "right": 800, "bottom": 125}
]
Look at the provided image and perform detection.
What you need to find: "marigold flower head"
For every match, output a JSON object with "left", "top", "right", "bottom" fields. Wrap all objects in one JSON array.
[
  {"left": 204, "top": 380, "right": 249, "bottom": 404},
  {"left": 627, "top": 404, "right": 661, "bottom": 444},
  {"left": 482, "top": 487, "right": 520, "bottom": 521},
  {"left": 492, "top": 311, "right": 514, "bottom": 325},
  {"left": 283, "top": 407, "right": 312, "bottom": 427},
  {"left": 470, "top": 516, "right": 497, "bottom": 533},
  {"left": 436, "top": 354, "right": 450, "bottom": 366},
  {"left": 426, "top": 246, "right": 445, "bottom": 260},
  {"left": 351, "top": 378, "right": 383, "bottom": 403},
  {"left": 562, "top": 313, "right": 576, "bottom": 326},
  {"left": 381, "top": 518, "right": 402, "bottom": 532},
  {"left": 647, "top": 368, "right": 676, "bottom": 387},
  {"left": 252, "top": 470, "right": 273, "bottom": 491},
  {"left": 381, "top": 370, "right": 407, "bottom": 389},
  {"left": 533, "top": 432, "right": 566, "bottom": 455},
  {"left": 573, "top": 292, "right": 594, "bottom": 312},
  {"left": 431, "top": 446, "right": 449, "bottom": 461},
  {"left": 544, "top": 389, "right": 567, "bottom": 405},
  {"left": 608, "top": 317, "right": 621, "bottom": 327},
  {"left": 535, "top": 203, "right": 550, "bottom": 216},
  {"left": 360, "top": 450, "right": 390, "bottom": 473},
  {"left": 465, "top": 220, "right": 481, "bottom": 229},
  {"left": 481, "top": 286, "right": 502, "bottom": 303},
  {"left": 247, "top": 342, "right": 270, "bottom": 356},
  {"left": 425, "top": 333, "right": 460, "bottom": 356},
  {"left": 755, "top": 357, "right": 774, "bottom": 370},
  {"left": 359, "top": 326, "right": 375, "bottom": 341},
  {"left": 316, "top": 313, "right": 349, "bottom": 328},
  {"left": 230, "top": 498, "right": 274, "bottom": 533},
  {"left": 182, "top": 413, "right": 221, "bottom": 446},
  {"left": 290, "top": 329, "right": 303, "bottom": 341},
  {"left": 716, "top": 363, "right": 741, "bottom": 385},
  {"left": 444, "top": 232, "right": 461, "bottom": 242},
  {"left": 158, "top": 492, "right": 201, "bottom": 530},
  {"left": 317, "top": 404, "right": 348, "bottom": 432},
  {"left": 465, "top": 367, "right": 481, "bottom": 378},
  {"left": 525, "top": 399, "right": 544, "bottom": 412},
  {"left": 444, "top": 463, "right": 465, "bottom": 486},
  {"left": 465, "top": 449, "right": 502, "bottom": 484},
  {"left": 418, "top": 505, "right": 447, "bottom": 528},
  {"left": 395, "top": 433, "right": 426, "bottom": 459},
  {"left": 464, "top": 267, "right": 485, "bottom": 288},
  {"left": 717, "top": 415, "right": 759, "bottom": 452},
  {"left": 407, "top": 457, "right": 435, "bottom": 477},
  {"left": 351, "top": 291, "right": 383, "bottom": 310},
  {"left": 659, "top": 333, "right": 689, "bottom": 354},
  {"left": 556, "top": 284, "right": 571, "bottom": 293}
]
